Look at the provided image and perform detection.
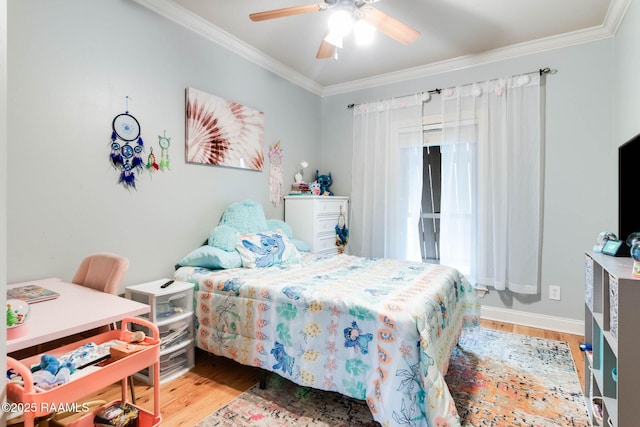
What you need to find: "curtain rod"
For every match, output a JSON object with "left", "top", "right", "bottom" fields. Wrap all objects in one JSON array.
[{"left": 346, "top": 67, "right": 553, "bottom": 109}]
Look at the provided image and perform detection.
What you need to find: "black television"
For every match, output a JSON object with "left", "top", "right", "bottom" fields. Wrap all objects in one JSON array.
[{"left": 618, "top": 132, "right": 640, "bottom": 256}]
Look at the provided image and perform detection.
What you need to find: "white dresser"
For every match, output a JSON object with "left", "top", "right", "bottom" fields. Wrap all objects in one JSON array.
[{"left": 284, "top": 195, "right": 349, "bottom": 255}]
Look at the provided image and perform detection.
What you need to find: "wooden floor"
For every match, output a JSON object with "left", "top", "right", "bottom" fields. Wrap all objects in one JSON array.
[
  {"left": 20, "top": 320, "right": 588, "bottom": 426},
  {"left": 81, "top": 320, "right": 587, "bottom": 426}
]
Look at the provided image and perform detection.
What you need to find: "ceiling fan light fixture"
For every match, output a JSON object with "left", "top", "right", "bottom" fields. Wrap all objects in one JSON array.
[
  {"left": 353, "top": 19, "right": 375, "bottom": 45},
  {"left": 324, "top": 30, "right": 344, "bottom": 48},
  {"left": 328, "top": 9, "right": 353, "bottom": 36}
]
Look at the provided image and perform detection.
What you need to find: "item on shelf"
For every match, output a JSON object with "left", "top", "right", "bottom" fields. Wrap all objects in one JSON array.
[
  {"left": 310, "top": 181, "right": 321, "bottom": 195},
  {"left": 628, "top": 232, "right": 640, "bottom": 277},
  {"left": 593, "top": 232, "right": 617, "bottom": 253},
  {"left": 49, "top": 399, "right": 107, "bottom": 427},
  {"left": 592, "top": 396, "right": 604, "bottom": 426},
  {"left": 315, "top": 170, "right": 334, "bottom": 195},
  {"left": 602, "top": 239, "right": 625, "bottom": 256},
  {"left": 290, "top": 182, "right": 310, "bottom": 195},
  {"left": 579, "top": 343, "right": 592, "bottom": 352},
  {"left": 94, "top": 401, "right": 139, "bottom": 427},
  {"left": 7, "top": 285, "right": 59, "bottom": 303},
  {"left": 58, "top": 341, "right": 119, "bottom": 369},
  {"left": 294, "top": 160, "right": 308, "bottom": 184},
  {"left": 6, "top": 305, "right": 30, "bottom": 338},
  {"left": 6, "top": 299, "right": 30, "bottom": 327},
  {"left": 110, "top": 342, "right": 151, "bottom": 361}
]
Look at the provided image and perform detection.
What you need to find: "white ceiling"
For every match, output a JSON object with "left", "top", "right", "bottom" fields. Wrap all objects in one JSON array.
[{"left": 134, "top": 0, "right": 629, "bottom": 95}]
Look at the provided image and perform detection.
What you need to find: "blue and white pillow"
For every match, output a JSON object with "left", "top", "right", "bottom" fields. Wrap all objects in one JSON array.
[{"left": 236, "top": 229, "right": 302, "bottom": 268}]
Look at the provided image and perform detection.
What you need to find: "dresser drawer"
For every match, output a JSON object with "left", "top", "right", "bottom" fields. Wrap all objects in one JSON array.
[
  {"left": 317, "top": 215, "right": 340, "bottom": 234},
  {"left": 317, "top": 234, "right": 339, "bottom": 254},
  {"left": 316, "top": 198, "right": 348, "bottom": 216}
]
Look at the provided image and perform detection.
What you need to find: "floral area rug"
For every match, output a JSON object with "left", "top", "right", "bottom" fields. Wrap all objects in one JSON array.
[{"left": 196, "top": 328, "right": 590, "bottom": 427}]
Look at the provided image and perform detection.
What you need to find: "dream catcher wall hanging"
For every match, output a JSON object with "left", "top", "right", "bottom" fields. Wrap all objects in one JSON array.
[
  {"left": 146, "top": 131, "right": 172, "bottom": 174},
  {"left": 158, "top": 130, "right": 171, "bottom": 171},
  {"left": 268, "top": 141, "right": 284, "bottom": 207},
  {"left": 335, "top": 206, "right": 349, "bottom": 254},
  {"left": 110, "top": 97, "right": 145, "bottom": 189}
]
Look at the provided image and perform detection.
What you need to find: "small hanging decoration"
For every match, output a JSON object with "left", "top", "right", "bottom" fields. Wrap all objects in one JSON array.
[
  {"left": 158, "top": 130, "right": 171, "bottom": 171},
  {"left": 146, "top": 147, "right": 159, "bottom": 172},
  {"left": 335, "top": 206, "right": 349, "bottom": 254},
  {"left": 268, "top": 141, "right": 284, "bottom": 207},
  {"left": 110, "top": 96, "right": 144, "bottom": 189}
]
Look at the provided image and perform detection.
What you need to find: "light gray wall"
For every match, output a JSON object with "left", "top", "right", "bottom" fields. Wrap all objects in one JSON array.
[
  {"left": 614, "top": 0, "right": 640, "bottom": 145},
  {"left": 6, "top": 0, "right": 321, "bottom": 290},
  {"left": 321, "top": 37, "right": 627, "bottom": 322}
]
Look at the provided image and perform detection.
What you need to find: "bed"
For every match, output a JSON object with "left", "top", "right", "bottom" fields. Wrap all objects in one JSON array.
[{"left": 174, "top": 249, "right": 480, "bottom": 427}]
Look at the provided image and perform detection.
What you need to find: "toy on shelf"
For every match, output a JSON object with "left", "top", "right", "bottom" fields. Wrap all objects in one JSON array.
[
  {"left": 627, "top": 232, "right": 640, "bottom": 277},
  {"left": 315, "top": 170, "right": 333, "bottom": 196},
  {"left": 593, "top": 231, "right": 617, "bottom": 253}
]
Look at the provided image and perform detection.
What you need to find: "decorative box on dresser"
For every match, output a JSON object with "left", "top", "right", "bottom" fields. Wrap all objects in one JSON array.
[
  {"left": 584, "top": 251, "right": 640, "bottom": 427},
  {"left": 125, "top": 279, "right": 195, "bottom": 385},
  {"left": 284, "top": 195, "right": 349, "bottom": 255}
]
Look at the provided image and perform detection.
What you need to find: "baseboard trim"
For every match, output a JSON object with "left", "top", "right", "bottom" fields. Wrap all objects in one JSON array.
[{"left": 480, "top": 305, "right": 585, "bottom": 336}]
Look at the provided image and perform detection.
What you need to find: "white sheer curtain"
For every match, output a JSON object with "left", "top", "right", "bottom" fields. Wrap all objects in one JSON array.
[
  {"left": 351, "top": 94, "right": 423, "bottom": 261},
  {"left": 440, "top": 73, "right": 542, "bottom": 294}
]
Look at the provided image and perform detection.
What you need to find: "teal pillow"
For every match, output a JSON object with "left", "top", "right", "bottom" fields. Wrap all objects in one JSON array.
[
  {"left": 177, "top": 246, "right": 242, "bottom": 269},
  {"left": 265, "top": 219, "right": 293, "bottom": 238},
  {"left": 219, "top": 200, "right": 268, "bottom": 233},
  {"left": 208, "top": 224, "right": 238, "bottom": 251},
  {"left": 291, "top": 238, "right": 311, "bottom": 252}
]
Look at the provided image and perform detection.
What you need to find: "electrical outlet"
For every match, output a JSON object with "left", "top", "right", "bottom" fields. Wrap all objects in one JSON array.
[{"left": 549, "top": 285, "right": 561, "bottom": 301}]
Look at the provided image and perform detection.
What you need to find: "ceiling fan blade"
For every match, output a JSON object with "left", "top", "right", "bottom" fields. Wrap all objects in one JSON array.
[
  {"left": 249, "top": 4, "right": 323, "bottom": 22},
  {"left": 363, "top": 8, "right": 420, "bottom": 45},
  {"left": 316, "top": 37, "right": 336, "bottom": 59}
]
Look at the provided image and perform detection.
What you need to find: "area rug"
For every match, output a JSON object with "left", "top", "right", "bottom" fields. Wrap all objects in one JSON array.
[{"left": 196, "top": 328, "right": 590, "bottom": 427}]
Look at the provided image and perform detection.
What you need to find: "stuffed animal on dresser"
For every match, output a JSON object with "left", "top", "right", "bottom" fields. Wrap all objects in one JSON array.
[{"left": 315, "top": 170, "right": 333, "bottom": 196}]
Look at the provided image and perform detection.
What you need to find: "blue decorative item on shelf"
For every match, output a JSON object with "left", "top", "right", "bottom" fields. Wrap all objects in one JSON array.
[
  {"left": 626, "top": 232, "right": 640, "bottom": 277},
  {"left": 612, "top": 367, "right": 617, "bottom": 382},
  {"left": 593, "top": 231, "right": 617, "bottom": 253},
  {"left": 315, "top": 170, "right": 333, "bottom": 196}
]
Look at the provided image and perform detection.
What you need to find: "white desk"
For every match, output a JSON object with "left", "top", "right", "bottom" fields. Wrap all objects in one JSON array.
[{"left": 7, "top": 278, "right": 150, "bottom": 353}]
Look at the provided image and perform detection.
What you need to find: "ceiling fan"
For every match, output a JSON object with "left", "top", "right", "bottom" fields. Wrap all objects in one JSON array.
[{"left": 249, "top": 0, "right": 420, "bottom": 59}]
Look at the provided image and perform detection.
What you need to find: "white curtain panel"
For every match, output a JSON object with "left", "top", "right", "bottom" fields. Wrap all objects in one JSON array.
[
  {"left": 440, "top": 74, "right": 542, "bottom": 294},
  {"left": 351, "top": 95, "right": 423, "bottom": 261}
]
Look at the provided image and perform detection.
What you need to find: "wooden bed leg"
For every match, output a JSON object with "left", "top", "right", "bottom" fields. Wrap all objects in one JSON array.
[{"left": 259, "top": 371, "right": 267, "bottom": 389}]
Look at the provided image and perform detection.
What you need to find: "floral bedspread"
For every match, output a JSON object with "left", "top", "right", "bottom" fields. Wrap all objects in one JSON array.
[{"left": 174, "top": 253, "right": 480, "bottom": 427}]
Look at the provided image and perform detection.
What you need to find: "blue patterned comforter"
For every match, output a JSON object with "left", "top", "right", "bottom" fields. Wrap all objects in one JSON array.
[{"left": 175, "top": 253, "right": 480, "bottom": 427}]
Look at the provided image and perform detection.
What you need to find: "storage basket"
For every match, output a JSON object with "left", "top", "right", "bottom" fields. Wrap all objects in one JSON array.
[{"left": 49, "top": 400, "right": 107, "bottom": 427}]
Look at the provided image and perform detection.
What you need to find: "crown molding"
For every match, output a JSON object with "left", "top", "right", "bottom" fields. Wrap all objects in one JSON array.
[
  {"left": 133, "top": 0, "right": 630, "bottom": 98},
  {"left": 322, "top": 6, "right": 629, "bottom": 96},
  {"left": 131, "top": 0, "right": 325, "bottom": 96}
]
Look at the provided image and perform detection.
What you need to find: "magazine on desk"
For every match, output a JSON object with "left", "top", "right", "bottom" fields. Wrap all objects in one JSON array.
[{"left": 7, "top": 284, "right": 60, "bottom": 303}]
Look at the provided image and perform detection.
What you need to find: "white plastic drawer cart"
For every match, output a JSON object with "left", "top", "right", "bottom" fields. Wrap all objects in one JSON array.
[{"left": 125, "top": 279, "right": 195, "bottom": 384}]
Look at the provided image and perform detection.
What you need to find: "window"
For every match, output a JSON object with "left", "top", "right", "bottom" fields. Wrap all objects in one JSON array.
[{"left": 419, "top": 124, "right": 442, "bottom": 264}]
